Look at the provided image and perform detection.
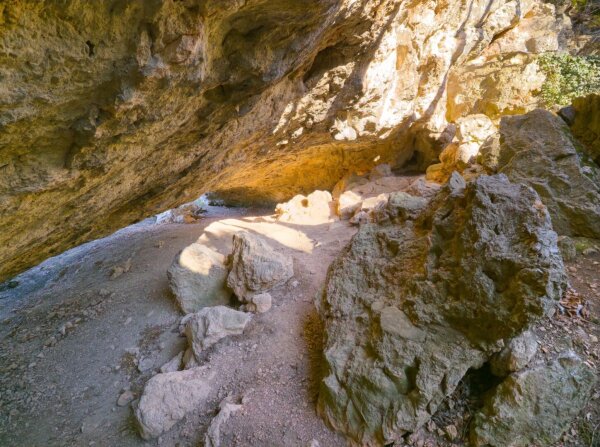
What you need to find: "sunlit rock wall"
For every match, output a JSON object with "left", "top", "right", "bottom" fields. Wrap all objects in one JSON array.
[{"left": 0, "top": 0, "right": 569, "bottom": 280}]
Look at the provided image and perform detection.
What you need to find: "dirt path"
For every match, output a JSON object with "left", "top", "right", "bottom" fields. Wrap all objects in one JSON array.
[
  {"left": 0, "top": 207, "right": 356, "bottom": 447},
  {"left": 1, "top": 205, "right": 598, "bottom": 447}
]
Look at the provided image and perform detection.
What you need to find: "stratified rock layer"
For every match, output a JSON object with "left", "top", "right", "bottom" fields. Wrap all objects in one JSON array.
[
  {"left": 317, "top": 174, "right": 567, "bottom": 446},
  {"left": 0, "top": 0, "right": 568, "bottom": 281}
]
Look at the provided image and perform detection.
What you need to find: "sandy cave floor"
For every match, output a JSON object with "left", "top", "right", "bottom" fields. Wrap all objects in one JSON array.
[{"left": 0, "top": 204, "right": 598, "bottom": 447}]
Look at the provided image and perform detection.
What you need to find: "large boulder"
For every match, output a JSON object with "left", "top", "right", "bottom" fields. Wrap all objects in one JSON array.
[
  {"left": 167, "top": 243, "right": 231, "bottom": 314},
  {"left": 134, "top": 368, "right": 213, "bottom": 439},
  {"left": 184, "top": 305, "right": 252, "bottom": 361},
  {"left": 226, "top": 232, "right": 293, "bottom": 302},
  {"left": 317, "top": 174, "right": 567, "bottom": 446},
  {"left": 480, "top": 109, "right": 600, "bottom": 238},
  {"left": 471, "top": 352, "right": 596, "bottom": 447}
]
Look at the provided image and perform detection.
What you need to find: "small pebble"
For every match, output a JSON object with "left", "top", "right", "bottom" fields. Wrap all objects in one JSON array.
[{"left": 117, "top": 390, "right": 134, "bottom": 407}]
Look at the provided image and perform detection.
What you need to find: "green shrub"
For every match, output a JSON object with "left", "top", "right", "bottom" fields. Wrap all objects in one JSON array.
[{"left": 538, "top": 53, "right": 600, "bottom": 107}]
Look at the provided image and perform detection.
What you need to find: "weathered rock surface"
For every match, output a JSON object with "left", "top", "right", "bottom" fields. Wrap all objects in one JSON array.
[
  {"left": 184, "top": 306, "right": 251, "bottom": 360},
  {"left": 134, "top": 368, "right": 213, "bottom": 439},
  {"left": 481, "top": 109, "right": 600, "bottom": 238},
  {"left": 0, "top": 0, "right": 569, "bottom": 281},
  {"left": 557, "top": 235, "right": 577, "bottom": 262},
  {"left": 167, "top": 243, "right": 231, "bottom": 314},
  {"left": 227, "top": 232, "right": 293, "bottom": 301},
  {"left": 490, "top": 331, "right": 538, "bottom": 377},
  {"left": 156, "top": 197, "right": 207, "bottom": 224},
  {"left": 337, "top": 190, "right": 363, "bottom": 220},
  {"left": 332, "top": 169, "right": 438, "bottom": 222},
  {"left": 275, "top": 190, "right": 336, "bottom": 225},
  {"left": 317, "top": 174, "right": 567, "bottom": 446},
  {"left": 471, "top": 352, "right": 596, "bottom": 447}
]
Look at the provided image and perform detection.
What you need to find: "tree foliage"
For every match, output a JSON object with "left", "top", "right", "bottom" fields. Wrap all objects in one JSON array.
[{"left": 538, "top": 53, "right": 600, "bottom": 107}]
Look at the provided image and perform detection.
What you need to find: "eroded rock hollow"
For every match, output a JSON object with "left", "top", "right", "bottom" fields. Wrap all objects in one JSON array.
[{"left": 0, "top": 0, "right": 569, "bottom": 281}]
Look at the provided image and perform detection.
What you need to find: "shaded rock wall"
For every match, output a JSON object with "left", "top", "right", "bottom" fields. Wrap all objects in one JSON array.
[{"left": 0, "top": 0, "right": 569, "bottom": 280}]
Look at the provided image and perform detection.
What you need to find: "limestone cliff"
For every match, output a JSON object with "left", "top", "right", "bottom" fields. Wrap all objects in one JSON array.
[{"left": 0, "top": 0, "right": 569, "bottom": 280}]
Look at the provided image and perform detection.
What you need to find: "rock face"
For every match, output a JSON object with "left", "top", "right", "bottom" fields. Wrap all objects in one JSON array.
[
  {"left": 134, "top": 368, "right": 213, "bottom": 439},
  {"left": 184, "top": 306, "right": 251, "bottom": 360},
  {"left": 471, "top": 352, "right": 596, "bottom": 447},
  {"left": 481, "top": 109, "right": 600, "bottom": 238},
  {"left": 570, "top": 94, "right": 600, "bottom": 164},
  {"left": 0, "top": 0, "right": 569, "bottom": 281},
  {"left": 227, "top": 232, "right": 293, "bottom": 301},
  {"left": 317, "top": 174, "right": 567, "bottom": 446},
  {"left": 167, "top": 243, "right": 231, "bottom": 314}
]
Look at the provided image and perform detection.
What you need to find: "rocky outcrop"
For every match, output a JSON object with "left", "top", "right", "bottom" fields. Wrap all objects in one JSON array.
[
  {"left": 227, "top": 232, "right": 293, "bottom": 302},
  {"left": 134, "top": 368, "right": 213, "bottom": 439},
  {"left": 471, "top": 352, "right": 596, "bottom": 447},
  {"left": 167, "top": 243, "right": 231, "bottom": 314},
  {"left": 481, "top": 109, "right": 600, "bottom": 238},
  {"left": 317, "top": 174, "right": 567, "bottom": 446},
  {"left": 0, "top": 0, "right": 569, "bottom": 281},
  {"left": 332, "top": 167, "right": 439, "bottom": 223}
]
